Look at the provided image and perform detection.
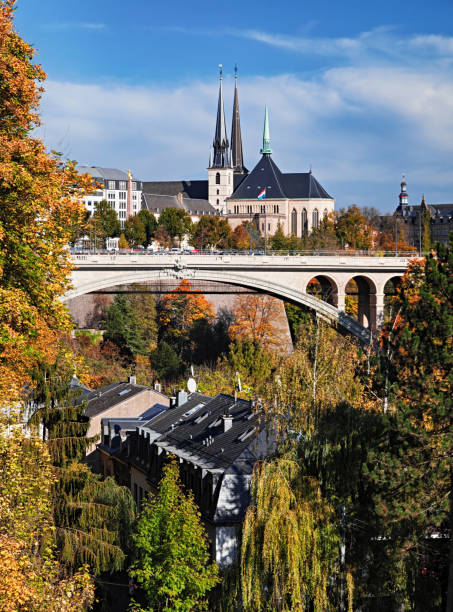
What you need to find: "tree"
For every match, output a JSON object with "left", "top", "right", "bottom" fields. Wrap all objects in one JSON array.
[
  {"left": 158, "top": 279, "right": 215, "bottom": 358},
  {"left": 190, "top": 216, "right": 231, "bottom": 249},
  {"left": 30, "top": 360, "right": 136, "bottom": 576},
  {"left": 335, "top": 205, "right": 373, "bottom": 250},
  {"left": 137, "top": 209, "right": 158, "bottom": 246},
  {"left": 103, "top": 294, "right": 147, "bottom": 359},
  {"left": 0, "top": 0, "right": 93, "bottom": 402},
  {"left": 366, "top": 241, "right": 453, "bottom": 608},
  {"left": 150, "top": 341, "right": 181, "bottom": 381},
  {"left": 154, "top": 224, "right": 171, "bottom": 248},
  {"left": 229, "top": 294, "right": 281, "bottom": 349},
  {"left": 269, "top": 223, "right": 290, "bottom": 251},
  {"left": 158, "top": 207, "right": 192, "bottom": 243},
  {"left": 127, "top": 285, "right": 158, "bottom": 354},
  {"left": 125, "top": 214, "right": 146, "bottom": 247},
  {"left": 421, "top": 202, "right": 431, "bottom": 252},
  {"left": 0, "top": 419, "right": 95, "bottom": 611},
  {"left": 130, "top": 457, "right": 219, "bottom": 611},
  {"left": 230, "top": 224, "right": 251, "bottom": 250},
  {"left": 118, "top": 232, "right": 129, "bottom": 249},
  {"left": 89, "top": 199, "right": 121, "bottom": 245},
  {"left": 241, "top": 458, "right": 343, "bottom": 611},
  {"left": 307, "top": 212, "right": 338, "bottom": 250}
]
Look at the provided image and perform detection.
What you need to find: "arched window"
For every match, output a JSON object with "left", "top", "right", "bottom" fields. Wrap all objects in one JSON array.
[
  {"left": 301, "top": 208, "right": 307, "bottom": 236},
  {"left": 215, "top": 172, "right": 220, "bottom": 185},
  {"left": 312, "top": 208, "right": 319, "bottom": 229},
  {"left": 291, "top": 209, "right": 297, "bottom": 235},
  {"left": 216, "top": 199, "right": 219, "bottom": 205},
  {"left": 323, "top": 208, "right": 328, "bottom": 219}
]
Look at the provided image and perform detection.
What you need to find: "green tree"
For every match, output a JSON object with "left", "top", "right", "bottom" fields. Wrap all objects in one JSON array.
[
  {"left": 366, "top": 241, "right": 453, "bottom": 608},
  {"left": 421, "top": 201, "right": 431, "bottom": 252},
  {"left": 118, "top": 232, "right": 129, "bottom": 249},
  {"left": 30, "top": 360, "right": 136, "bottom": 576},
  {"left": 130, "top": 458, "right": 219, "bottom": 611},
  {"left": 150, "top": 341, "right": 181, "bottom": 381},
  {"left": 190, "top": 216, "right": 231, "bottom": 249},
  {"left": 137, "top": 209, "right": 158, "bottom": 246},
  {"left": 103, "top": 294, "right": 146, "bottom": 359},
  {"left": 125, "top": 214, "right": 146, "bottom": 247},
  {"left": 128, "top": 285, "right": 158, "bottom": 354},
  {"left": 90, "top": 199, "right": 121, "bottom": 245},
  {"left": 269, "top": 222, "right": 290, "bottom": 251},
  {"left": 335, "top": 205, "right": 373, "bottom": 250},
  {"left": 241, "top": 458, "right": 342, "bottom": 611},
  {"left": 158, "top": 208, "right": 192, "bottom": 243}
]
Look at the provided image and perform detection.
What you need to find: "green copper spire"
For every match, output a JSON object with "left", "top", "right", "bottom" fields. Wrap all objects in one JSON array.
[{"left": 260, "top": 106, "right": 272, "bottom": 154}]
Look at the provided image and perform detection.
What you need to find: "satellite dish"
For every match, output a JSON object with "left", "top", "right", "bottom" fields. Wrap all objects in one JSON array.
[{"left": 187, "top": 377, "right": 197, "bottom": 393}]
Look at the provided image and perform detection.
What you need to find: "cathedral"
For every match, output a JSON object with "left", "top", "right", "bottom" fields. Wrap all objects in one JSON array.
[{"left": 142, "top": 68, "right": 335, "bottom": 237}]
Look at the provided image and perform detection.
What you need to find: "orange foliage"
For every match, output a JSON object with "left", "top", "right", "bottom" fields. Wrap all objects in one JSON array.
[
  {"left": 159, "top": 279, "right": 215, "bottom": 333},
  {"left": 229, "top": 294, "right": 281, "bottom": 349},
  {"left": 0, "top": 1, "right": 93, "bottom": 402}
]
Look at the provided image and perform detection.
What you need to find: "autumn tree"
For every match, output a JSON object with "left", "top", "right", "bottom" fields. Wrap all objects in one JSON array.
[
  {"left": 0, "top": 0, "right": 93, "bottom": 401},
  {"left": 241, "top": 458, "right": 343, "bottom": 611},
  {"left": 158, "top": 279, "right": 215, "bottom": 358},
  {"left": 335, "top": 205, "right": 373, "bottom": 250},
  {"left": 190, "top": 215, "right": 231, "bottom": 249},
  {"left": 230, "top": 224, "right": 251, "bottom": 250},
  {"left": 130, "top": 457, "right": 219, "bottom": 611},
  {"left": 0, "top": 418, "right": 95, "bottom": 611},
  {"left": 229, "top": 294, "right": 281, "bottom": 349},
  {"left": 118, "top": 232, "right": 129, "bottom": 249}
]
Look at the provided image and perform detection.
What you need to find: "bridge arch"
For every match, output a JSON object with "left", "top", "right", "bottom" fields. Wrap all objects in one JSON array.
[
  {"left": 64, "top": 268, "right": 371, "bottom": 343},
  {"left": 305, "top": 275, "right": 338, "bottom": 307},
  {"left": 344, "top": 275, "right": 377, "bottom": 329}
]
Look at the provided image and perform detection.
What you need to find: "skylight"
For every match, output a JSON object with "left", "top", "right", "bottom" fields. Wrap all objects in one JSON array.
[
  {"left": 183, "top": 403, "right": 204, "bottom": 418},
  {"left": 118, "top": 388, "right": 131, "bottom": 396}
]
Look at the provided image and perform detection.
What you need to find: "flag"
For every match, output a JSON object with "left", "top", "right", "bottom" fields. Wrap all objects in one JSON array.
[{"left": 257, "top": 188, "right": 266, "bottom": 200}]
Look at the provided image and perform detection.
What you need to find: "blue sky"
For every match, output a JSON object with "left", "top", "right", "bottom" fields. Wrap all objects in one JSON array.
[{"left": 14, "top": 0, "right": 453, "bottom": 212}]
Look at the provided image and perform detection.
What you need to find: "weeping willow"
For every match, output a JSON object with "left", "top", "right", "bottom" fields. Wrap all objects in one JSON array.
[{"left": 241, "top": 457, "right": 351, "bottom": 611}]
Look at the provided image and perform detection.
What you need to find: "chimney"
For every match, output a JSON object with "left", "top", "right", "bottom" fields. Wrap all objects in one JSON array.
[
  {"left": 154, "top": 382, "right": 162, "bottom": 393},
  {"left": 177, "top": 390, "right": 188, "bottom": 407},
  {"left": 129, "top": 375, "right": 136, "bottom": 385},
  {"left": 222, "top": 414, "right": 233, "bottom": 433},
  {"left": 170, "top": 396, "right": 177, "bottom": 408}
]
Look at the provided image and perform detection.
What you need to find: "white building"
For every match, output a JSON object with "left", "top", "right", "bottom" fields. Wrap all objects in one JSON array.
[{"left": 78, "top": 166, "right": 143, "bottom": 227}]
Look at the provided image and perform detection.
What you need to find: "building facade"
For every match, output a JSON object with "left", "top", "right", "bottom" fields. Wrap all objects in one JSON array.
[
  {"left": 394, "top": 177, "right": 453, "bottom": 247},
  {"left": 78, "top": 166, "right": 143, "bottom": 227}
]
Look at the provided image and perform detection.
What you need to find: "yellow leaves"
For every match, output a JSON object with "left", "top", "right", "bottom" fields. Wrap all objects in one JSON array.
[{"left": 229, "top": 294, "right": 281, "bottom": 349}]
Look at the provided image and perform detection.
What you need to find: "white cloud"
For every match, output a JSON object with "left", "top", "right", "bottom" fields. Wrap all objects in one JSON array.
[
  {"left": 43, "top": 22, "right": 106, "bottom": 31},
  {"left": 35, "top": 29, "right": 453, "bottom": 212}
]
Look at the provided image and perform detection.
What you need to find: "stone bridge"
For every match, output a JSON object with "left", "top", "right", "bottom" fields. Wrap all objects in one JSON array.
[{"left": 66, "top": 253, "right": 412, "bottom": 343}]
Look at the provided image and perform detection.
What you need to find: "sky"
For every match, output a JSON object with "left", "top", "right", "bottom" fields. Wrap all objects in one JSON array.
[{"left": 14, "top": 0, "right": 453, "bottom": 213}]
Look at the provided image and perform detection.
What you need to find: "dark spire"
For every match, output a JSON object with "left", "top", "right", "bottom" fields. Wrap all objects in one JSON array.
[
  {"left": 211, "top": 64, "right": 230, "bottom": 168},
  {"left": 231, "top": 65, "right": 247, "bottom": 174}
]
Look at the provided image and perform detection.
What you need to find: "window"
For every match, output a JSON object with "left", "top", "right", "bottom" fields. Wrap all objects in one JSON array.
[
  {"left": 260, "top": 204, "right": 265, "bottom": 214},
  {"left": 108, "top": 192, "right": 115, "bottom": 200},
  {"left": 247, "top": 205, "right": 252, "bottom": 214},
  {"left": 291, "top": 209, "right": 297, "bottom": 235},
  {"left": 215, "top": 172, "right": 220, "bottom": 185},
  {"left": 234, "top": 205, "right": 239, "bottom": 214},
  {"left": 324, "top": 208, "right": 328, "bottom": 219},
  {"left": 268, "top": 223, "right": 271, "bottom": 231},
  {"left": 132, "top": 182, "right": 136, "bottom": 190},
  {"left": 273, "top": 204, "right": 279, "bottom": 214},
  {"left": 312, "top": 208, "right": 319, "bottom": 229},
  {"left": 132, "top": 194, "right": 137, "bottom": 200},
  {"left": 261, "top": 223, "right": 264, "bottom": 231},
  {"left": 216, "top": 189, "right": 219, "bottom": 195},
  {"left": 108, "top": 181, "right": 115, "bottom": 190},
  {"left": 216, "top": 199, "right": 219, "bottom": 205},
  {"left": 119, "top": 181, "right": 127, "bottom": 190},
  {"left": 119, "top": 191, "right": 126, "bottom": 200},
  {"left": 301, "top": 208, "right": 307, "bottom": 236}
]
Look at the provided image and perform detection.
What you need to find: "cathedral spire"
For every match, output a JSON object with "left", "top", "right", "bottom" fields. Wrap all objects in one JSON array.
[
  {"left": 211, "top": 64, "right": 230, "bottom": 168},
  {"left": 260, "top": 106, "right": 272, "bottom": 155},
  {"left": 399, "top": 173, "right": 408, "bottom": 207},
  {"left": 231, "top": 65, "right": 247, "bottom": 174}
]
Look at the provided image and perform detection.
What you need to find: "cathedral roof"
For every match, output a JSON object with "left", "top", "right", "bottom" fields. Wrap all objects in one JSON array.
[
  {"left": 142, "top": 180, "right": 208, "bottom": 200},
  {"left": 142, "top": 192, "right": 216, "bottom": 216},
  {"left": 228, "top": 155, "right": 332, "bottom": 201}
]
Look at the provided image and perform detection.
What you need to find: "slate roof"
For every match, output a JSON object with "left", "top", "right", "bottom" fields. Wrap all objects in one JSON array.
[
  {"left": 228, "top": 154, "right": 332, "bottom": 201},
  {"left": 82, "top": 382, "right": 156, "bottom": 418},
  {"left": 398, "top": 203, "right": 453, "bottom": 220},
  {"left": 148, "top": 393, "right": 266, "bottom": 473},
  {"left": 78, "top": 166, "right": 138, "bottom": 182},
  {"left": 142, "top": 192, "right": 216, "bottom": 215},
  {"left": 142, "top": 180, "right": 208, "bottom": 199}
]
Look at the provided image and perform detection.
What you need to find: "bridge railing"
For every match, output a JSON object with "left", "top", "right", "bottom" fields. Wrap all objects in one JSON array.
[{"left": 69, "top": 248, "right": 423, "bottom": 258}]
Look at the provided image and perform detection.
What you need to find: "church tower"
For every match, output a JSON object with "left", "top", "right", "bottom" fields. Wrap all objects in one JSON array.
[
  {"left": 231, "top": 66, "right": 248, "bottom": 175},
  {"left": 399, "top": 174, "right": 408, "bottom": 207},
  {"left": 208, "top": 65, "right": 233, "bottom": 214}
]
